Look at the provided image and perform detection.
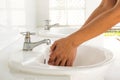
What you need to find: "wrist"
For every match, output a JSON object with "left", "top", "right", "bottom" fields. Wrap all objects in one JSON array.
[{"left": 66, "top": 34, "right": 83, "bottom": 47}]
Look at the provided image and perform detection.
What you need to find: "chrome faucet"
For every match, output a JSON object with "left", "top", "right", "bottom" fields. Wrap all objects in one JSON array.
[
  {"left": 44, "top": 20, "right": 59, "bottom": 30},
  {"left": 21, "top": 32, "right": 51, "bottom": 51}
]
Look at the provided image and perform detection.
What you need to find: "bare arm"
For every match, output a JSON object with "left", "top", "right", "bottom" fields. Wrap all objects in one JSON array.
[
  {"left": 81, "top": 0, "right": 117, "bottom": 29},
  {"left": 82, "top": 0, "right": 105, "bottom": 26},
  {"left": 48, "top": 0, "right": 120, "bottom": 66},
  {"left": 68, "top": 6, "right": 120, "bottom": 47}
]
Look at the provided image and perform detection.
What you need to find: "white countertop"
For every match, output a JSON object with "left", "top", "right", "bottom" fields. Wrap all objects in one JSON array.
[
  {"left": 0, "top": 29, "right": 21, "bottom": 50},
  {"left": 104, "top": 37, "right": 120, "bottom": 80},
  {"left": 0, "top": 36, "right": 120, "bottom": 80}
]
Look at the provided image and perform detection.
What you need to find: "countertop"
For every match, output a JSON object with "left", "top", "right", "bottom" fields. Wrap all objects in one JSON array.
[
  {"left": 0, "top": 28, "right": 21, "bottom": 50},
  {"left": 104, "top": 37, "right": 120, "bottom": 80},
  {"left": 0, "top": 36, "right": 120, "bottom": 80}
]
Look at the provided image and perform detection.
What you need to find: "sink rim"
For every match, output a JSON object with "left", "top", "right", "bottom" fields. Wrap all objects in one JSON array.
[{"left": 8, "top": 45, "right": 114, "bottom": 73}]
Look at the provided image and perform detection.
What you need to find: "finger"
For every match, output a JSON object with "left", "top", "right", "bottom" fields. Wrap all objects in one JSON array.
[
  {"left": 49, "top": 46, "right": 58, "bottom": 57},
  {"left": 49, "top": 46, "right": 61, "bottom": 65},
  {"left": 50, "top": 42, "right": 57, "bottom": 51},
  {"left": 59, "top": 59, "right": 67, "bottom": 66},
  {"left": 48, "top": 55, "right": 56, "bottom": 64},
  {"left": 48, "top": 61, "right": 54, "bottom": 65},
  {"left": 66, "top": 59, "right": 73, "bottom": 66},
  {"left": 50, "top": 45, "right": 57, "bottom": 53},
  {"left": 48, "top": 56, "right": 58, "bottom": 65},
  {"left": 48, "top": 50, "right": 59, "bottom": 64},
  {"left": 54, "top": 57, "right": 62, "bottom": 66}
]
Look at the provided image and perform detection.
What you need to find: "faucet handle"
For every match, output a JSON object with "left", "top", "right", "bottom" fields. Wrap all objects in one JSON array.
[
  {"left": 20, "top": 32, "right": 36, "bottom": 43},
  {"left": 20, "top": 32, "right": 35, "bottom": 36}
]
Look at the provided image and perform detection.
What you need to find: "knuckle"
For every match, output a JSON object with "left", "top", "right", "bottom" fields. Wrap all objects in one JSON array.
[{"left": 54, "top": 41, "right": 58, "bottom": 44}]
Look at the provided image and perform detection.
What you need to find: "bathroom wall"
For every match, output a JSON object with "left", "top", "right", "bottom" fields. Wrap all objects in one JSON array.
[
  {"left": 0, "top": 0, "right": 37, "bottom": 50},
  {"left": 25, "top": 0, "right": 37, "bottom": 30},
  {"left": 36, "top": 0, "right": 101, "bottom": 27},
  {"left": 85, "top": 0, "right": 101, "bottom": 20},
  {"left": 36, "top": 0, "right": 49, "bottom": 27}
]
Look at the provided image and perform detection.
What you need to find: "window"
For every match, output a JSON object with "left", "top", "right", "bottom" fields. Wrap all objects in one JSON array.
[
  {"left": 0, "top": 0, "right": 26, "bottom": 29},
  {"left": 49, "top": 0, "right": 86, "bottom": 26}
]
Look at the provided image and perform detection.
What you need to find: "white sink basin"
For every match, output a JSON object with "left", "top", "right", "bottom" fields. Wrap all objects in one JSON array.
[
  {"left": 8, "top": 34, "right": 113, "bottom": 80},
  {"left": 38, "top": 27, "right": 79, "bottom": 38},
  {"left": 8, "top": 35, "right": 113, "bottom": 80}
]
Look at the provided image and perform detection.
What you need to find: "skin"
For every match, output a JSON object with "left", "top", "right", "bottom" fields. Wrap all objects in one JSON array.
[
  {"left": 48, "top": 0, "right": 120, "bottom": 66},
  {"left": 82, "top": 0, "right": 117, "bottom": 28}
]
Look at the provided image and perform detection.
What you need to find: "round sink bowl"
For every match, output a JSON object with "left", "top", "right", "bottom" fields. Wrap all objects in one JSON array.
[{"left": 8, "top": 45, "right": 113, "bottom": 80}]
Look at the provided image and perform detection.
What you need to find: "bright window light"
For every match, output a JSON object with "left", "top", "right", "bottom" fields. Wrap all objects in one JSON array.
[
  {"left": 10, "top": 0, "right": 25, "bottom": 9},
  {"left": 0, "top": 0, "right": 6, "bottom": 8},
  {"left": 0, "top": 10, "right": 7, "bottom": 25},
  {"left": 0, "top": 0, "right": 26, "bottom": 28},
  {"left": 11, "top": 11, "right": 26, "bottom": 25},
  {"left": 49, "top": 0, "right": 86, "bottom": 26}
]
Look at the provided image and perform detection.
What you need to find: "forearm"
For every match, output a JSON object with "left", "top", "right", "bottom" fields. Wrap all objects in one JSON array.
[
  {"left": 69, "top": 9, "right": 120, "bottom": 47},
  {"left": 81, "top": 0, "right": 117, "bottom": 29},
  {"left": 82, "top": 1, "right": 105, "bottom": 27}
]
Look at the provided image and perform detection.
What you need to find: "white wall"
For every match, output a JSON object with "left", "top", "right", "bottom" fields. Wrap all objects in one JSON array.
[
  {"left": 85, "top": 0, "right": 101, "bottom": 20},
  {"left": 25, "top": 0, "right": 37, "bottom": 30},
  {"left": 36, "top": 0, "right": 49, "bottom": 27},
  {"left": 36, "top": 0, "right": 102, "bottom": 27}
]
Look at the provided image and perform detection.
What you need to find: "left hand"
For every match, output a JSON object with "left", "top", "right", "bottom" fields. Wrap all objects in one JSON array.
[{"left": 48, "top": 37, "right": 77, "bottom": 66}]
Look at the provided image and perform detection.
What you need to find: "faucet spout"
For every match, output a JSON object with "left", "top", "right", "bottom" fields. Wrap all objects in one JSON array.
[
  {"left": 30, "top": 39, "right": 51, "bottom": 49},
  {"left": 23, "top": 39, "right": 51, "bottom": 51},
  {"left": 21, "top": 32, "right": 51, "bottom": 51},
  {"left": 44, "top": 20, "right": 59, "bottom": 30}
]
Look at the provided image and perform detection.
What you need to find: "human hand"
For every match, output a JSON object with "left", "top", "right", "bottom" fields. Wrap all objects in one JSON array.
[{"left": 48, "top": 37, "right": 77, "bottom": 66}]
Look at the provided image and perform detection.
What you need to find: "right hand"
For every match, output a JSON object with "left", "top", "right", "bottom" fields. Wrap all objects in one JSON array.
[{"left": 48, "top": 37, "right": 77, "bottom": 66}]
